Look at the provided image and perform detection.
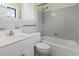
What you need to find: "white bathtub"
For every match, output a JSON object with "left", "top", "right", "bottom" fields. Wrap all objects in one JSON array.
[{"left": 42, "top": 36, "right": 79, "bottom": 56}]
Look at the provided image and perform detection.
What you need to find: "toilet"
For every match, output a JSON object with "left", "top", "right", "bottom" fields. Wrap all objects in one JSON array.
[{"left": 35, "top": 42, "right": 50, "bottom": 56}]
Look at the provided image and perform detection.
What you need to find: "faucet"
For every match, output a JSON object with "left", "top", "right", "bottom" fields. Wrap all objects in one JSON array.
[{"left": 8, "top": 30, "right": 14, "bottom": 36}]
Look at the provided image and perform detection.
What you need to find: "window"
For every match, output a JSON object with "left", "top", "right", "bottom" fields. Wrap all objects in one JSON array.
[{"left": 7, "top": 7, "right": 16, "bottom": 18}]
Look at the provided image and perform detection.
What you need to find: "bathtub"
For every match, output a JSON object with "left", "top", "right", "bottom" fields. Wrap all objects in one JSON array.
[{"left": 42, "top": 36, "right": 79, "bottom": 56}]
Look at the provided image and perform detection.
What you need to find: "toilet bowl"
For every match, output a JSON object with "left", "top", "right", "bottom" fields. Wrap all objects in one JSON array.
[{"left": 35, "top": 42, "right": 50, "bottom": 56}]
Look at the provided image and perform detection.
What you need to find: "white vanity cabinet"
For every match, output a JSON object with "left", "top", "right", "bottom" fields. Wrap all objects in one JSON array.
[{"left": 0, "top": 33, "right": 40, "bottom": 56}]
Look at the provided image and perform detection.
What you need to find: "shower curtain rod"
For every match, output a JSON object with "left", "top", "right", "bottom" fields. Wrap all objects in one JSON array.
[{"left": 37, "top": 3, "right": 48, "bottom": 7}]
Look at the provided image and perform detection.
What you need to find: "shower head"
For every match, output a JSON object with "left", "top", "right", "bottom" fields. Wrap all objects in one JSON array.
[
  {"left": 37, "top": 3, "right": 48, "bottom": 7},
  {"left": 36, "top": 3, "right": 48, "bottom": 11},
  {"left": 42, "top": 7, "right": 48, "bottom": 11}
]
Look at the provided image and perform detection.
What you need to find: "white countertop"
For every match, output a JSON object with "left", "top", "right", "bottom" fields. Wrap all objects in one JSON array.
[{"left": 0, "top": 32, "right": 40, "bottom": 48}]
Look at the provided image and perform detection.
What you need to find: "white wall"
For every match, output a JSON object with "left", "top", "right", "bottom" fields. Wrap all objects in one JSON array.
[
  {"left": 75, "top": 4, "right": 79, "bottom": 43},
  {"left": 21, "top": 3, "right": 34, "bottom": 19},
  {"left": 36, "top": 3, "right": 76, "bottom": 12},
  {"left": 36, "top": 9, "right": 43, "bottom": 32},
  {"left": 43, "top": 4, "right": 77, "bottom": 41},
  {"left": 36, "top": 4, "right": 78, "bottom": 41},
  {"left": 21, "top": 3, "right": 39, "bottom": 33}
]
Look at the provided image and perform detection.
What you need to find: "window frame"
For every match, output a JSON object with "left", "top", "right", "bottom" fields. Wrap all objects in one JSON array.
[{"left": 7, "top": 7, "right": 16, "bottom": 18}]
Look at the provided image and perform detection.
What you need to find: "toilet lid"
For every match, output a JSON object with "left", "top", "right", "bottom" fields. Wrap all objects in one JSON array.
[{"left": 36, "top": 42, "right": 50, "bottom": 49}]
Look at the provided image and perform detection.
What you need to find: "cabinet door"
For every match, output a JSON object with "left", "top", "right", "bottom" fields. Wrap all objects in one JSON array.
[
  {"left": 22, "top": 46, "right": 34, "bottom": 56},
  {"left": 11, "top": 50, "right": 22, "bottom": 56},
  {"left": 0, "top": 45, "right": 19, "bottom": 56}
]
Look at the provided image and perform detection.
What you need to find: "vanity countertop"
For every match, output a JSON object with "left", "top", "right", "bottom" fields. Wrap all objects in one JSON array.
[{"left": 0, "top": 32, "right": 40, "bottom": 48}]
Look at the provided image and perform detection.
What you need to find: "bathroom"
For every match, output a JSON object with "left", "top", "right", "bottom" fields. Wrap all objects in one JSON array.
[{"left": 0, "top": 3, "right": 79, "bottom": 56}]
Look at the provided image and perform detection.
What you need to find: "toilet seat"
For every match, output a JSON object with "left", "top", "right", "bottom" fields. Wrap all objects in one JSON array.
[{"left": 35, "top": 42, "right": 50, "bottom": 49}]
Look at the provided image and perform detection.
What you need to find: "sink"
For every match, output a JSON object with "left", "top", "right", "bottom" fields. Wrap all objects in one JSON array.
[
  {"left": 0, "top": 32, "right": 28, "bottom": 46},
  {"left": 14, "top": 33, "right": 28, "bottom": 37},
  {"left": 7, "top": 32, "right": 29, "bottom": 41},
  {"left": 0, "top": 31, "right": 8, "bottom": 37},
  {"left": 0, "top": 29, "right": 27, "bottom": 39},
  {"left": 0, "top": 29, "right": 29, "bottom": 41},
  {"left": 0, "top": 29, "right": 38, "bottom": 48}
]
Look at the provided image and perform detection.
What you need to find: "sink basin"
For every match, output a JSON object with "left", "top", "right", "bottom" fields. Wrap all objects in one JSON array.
[
  {"left": 7, "top": 32, "right": 29, "bottom": 40},
  {"left": 0, "top": 32, "right": 29, "bottom": 47},
  {"left": 0, "top": 29, "right": 39, "bottom": 48},
  {"left": 0, "top": 31, "right": 8, "bottom": 37},
  {"left": 0, "top": 29, "right": 30, "bottom": 41}
]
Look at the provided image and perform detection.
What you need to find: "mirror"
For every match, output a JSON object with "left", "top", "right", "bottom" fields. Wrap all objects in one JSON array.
[{"left": 0, "top": 3, "right": 21, "bottom": 19}]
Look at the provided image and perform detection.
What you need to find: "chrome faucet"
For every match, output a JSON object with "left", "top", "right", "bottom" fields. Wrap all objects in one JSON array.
[{"left": 8, "top": 30, "right": 14, "bottom": 36}]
